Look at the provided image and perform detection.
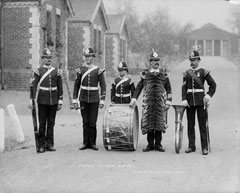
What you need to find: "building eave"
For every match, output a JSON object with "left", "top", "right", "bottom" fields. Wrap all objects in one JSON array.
[
  {"left": 90, "top": 0, "right": 109, "bottom": 30},
  {"left": 66, "top": 0, "right": 74, "bottom": 16}
]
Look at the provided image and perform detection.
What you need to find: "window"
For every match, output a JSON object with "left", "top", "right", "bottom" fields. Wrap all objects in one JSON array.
[
  {"left": 42, "top": 27, "right": 47, "bottom": 49},
  {"left": 56, "top": 14, "right": 61, "bottom": 52},
  {"left": 120, "top": 38, "right": 125, "bottom": 61},
  {"left": 98, "top": 30, "right": 101, "bottom": 55},
  {"left": 46, "top": 11, "right": 52, "bottom": 44},
  {"left": 94, "top": 29, "right": 97, "bottom": 55},
  {"left": 122, "top": 39, "right": 125, "bottom": 61}
]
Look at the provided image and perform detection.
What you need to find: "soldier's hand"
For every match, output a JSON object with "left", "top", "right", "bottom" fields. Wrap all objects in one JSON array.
[
  {"left": 129, "top": 98, "right": 136, "bottom": 107},
  {"left": 99, "top": 100, "right": 105, "bottom": 109},
  {"left": 73, "top": 103, "right": 79, "bottom": 110},
  {"left": 165, "top": 104, "right": 170, "bottom": 111},
  {"left": 203, "top": 94, "right": 211, "bottom": 106},
  {"left": 28, "top": 99, "right": 34, "bottom": 109},
  {"left": 182, "top": 100, "right": 189, "bottom": 107},
  {"left": 57, "top": 104, "right": 62, "bottom": 111}
]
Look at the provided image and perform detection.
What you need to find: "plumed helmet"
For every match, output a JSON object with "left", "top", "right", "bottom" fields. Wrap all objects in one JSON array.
[
  {"left": 149, "top": 49, "right": 160, "bottom": 61},
  {"left": 83, "top": 46, "right": 95, "bottom": 57},
  {"left": 189, "top": 50, "right": 201, "bottom": 60},
  {"left": 118, "top": 61, "right": 128, "bottom": 72},
  {"left": 41, "top": 48, "right": 52, "bottom": 58}
]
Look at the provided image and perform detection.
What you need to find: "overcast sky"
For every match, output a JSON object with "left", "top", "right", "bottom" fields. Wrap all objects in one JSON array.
[{"left": 103, "top": 0, "right": 237, "bottom": 32}]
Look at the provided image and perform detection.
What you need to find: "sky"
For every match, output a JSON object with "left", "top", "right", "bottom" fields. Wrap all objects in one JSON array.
[{"left": 103, "top": 0, "right": 238, "bottom": 33}]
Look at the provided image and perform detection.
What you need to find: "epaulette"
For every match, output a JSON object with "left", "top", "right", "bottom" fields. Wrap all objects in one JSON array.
[
  {"left": 98, "top": 68, "right": 105, "bottom": 75},
  {"left": 130, "top": 79, "right": 135, "bottom": 85},
  {"left": 204, "top": 69, "right": 210, "bottom": 77},
  {"left": 57, "top": 69, "right": 63, "bottom": 76},
  {"left": 75, "top": 68, "right": 81, "bottom": 74},
  {"left": 32, "top": 69, "right": 39, "bottom": 76},
  {"left": 126, "top": 75, "right": 133, "bottom": 84},
  {"left": 111, "top": 79, "right": 116, "bottom": 85}
]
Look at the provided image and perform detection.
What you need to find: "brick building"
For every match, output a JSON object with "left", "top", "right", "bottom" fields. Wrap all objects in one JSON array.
[
  {"left": 0, "top": 0, "right": 74, "bottom": 90},
  {"left": 67, "top": 0, "right": 109, "bottom": 80},
  {"left": 105, "top": 14, "right": 129, "bottom": 77},
  {"left": 188, "top": 23, "right": 239, "bottom": 57}
]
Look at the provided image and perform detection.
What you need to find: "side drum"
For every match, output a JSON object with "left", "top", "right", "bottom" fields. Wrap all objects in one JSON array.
[{"left": 102, "top": 104, "right": 139, "bottom": 151}]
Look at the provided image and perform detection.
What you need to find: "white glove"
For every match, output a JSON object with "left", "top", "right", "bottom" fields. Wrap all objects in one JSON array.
[
  {"left": 182, "top": 100, "right": 189, "bottom": 107},
  {"left": 99, "top": 100, "right": 105, "bottom": 109},
  {"left": 129, "top": 98, "right": 136, "bottom": 107},
  {"left": 28, "top": 99, "right": 36, "bottom": 109},
  {"left": 72, "top": 99, "right": 79, "bottom": 110}
]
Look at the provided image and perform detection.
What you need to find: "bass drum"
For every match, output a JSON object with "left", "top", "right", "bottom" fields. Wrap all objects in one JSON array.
[{"left": 102, "top": 104, "right": 139, "bottom": 151}]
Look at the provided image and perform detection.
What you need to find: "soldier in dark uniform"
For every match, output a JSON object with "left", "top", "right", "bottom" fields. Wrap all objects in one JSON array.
[
  {"left": 111, "top": 61, "right": 135, "bottom": 104},
  {"left": 30, "top": 48, "right": 63, "bottom": 153},
  {"left": 73, "top": 46, "right": 106, "bottom": 151},
  {"left": 182, "top": 50, "right": 216, "bottom": 155},
  {"left": 130, "top": 50, "right": 172, "bottom": 152}
]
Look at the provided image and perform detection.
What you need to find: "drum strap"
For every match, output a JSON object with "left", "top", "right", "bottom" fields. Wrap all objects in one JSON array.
[
  {"left": 116, "top": 77, "right": 129, "bottom": 90},
  {"left": 36, "top": 67, "right": 55, "bottom": 100}
]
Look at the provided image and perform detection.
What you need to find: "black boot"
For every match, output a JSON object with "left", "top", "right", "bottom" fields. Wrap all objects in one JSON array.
[
  {"left": 143, "top": 144, "right": 154, "bottom": 152},
  {"left": 143, "top": 132, "right": 154, "bottom": 152}
]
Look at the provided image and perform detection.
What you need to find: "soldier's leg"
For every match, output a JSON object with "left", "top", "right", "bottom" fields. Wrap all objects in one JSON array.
[
  {"left": 38, "top": 104, "right": 47, "bottom": 149},
  {"left": 142, "top": 131, "right": 154, "bottom": 152},
  {"left": 186, "top": 106, "right": 196, "bottom": 150},
  {"left": 88, "top": 102, "right": 99, "bottom": 146},
  {"left": 147, "top": 131, "right": 154, "bottom": 148},
  {"left": 154, "top": 130, "right": 162, "bottom": 147},
  {"left": 46, "top": 104, "right": 57, "bottom": 148},
  {"left": 80, "top": 102, "right": 90, "bottom": 146},
  {"left": 197, "top": 106, "right": 208, "bottom": 151},
  {"left": 155, "top": 130, "right": 165, "bottom": 152}
]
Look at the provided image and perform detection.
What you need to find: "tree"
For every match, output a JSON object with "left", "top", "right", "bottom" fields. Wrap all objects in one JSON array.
[
  {"left": 175, "top": 23, "right": 194, "bottom": 56},
  {"left": 229, "top": 7, "right": 240, "bottom": 35}
]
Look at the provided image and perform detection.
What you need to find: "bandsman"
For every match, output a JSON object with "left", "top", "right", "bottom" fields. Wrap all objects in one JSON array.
[
  {"left": 72, "top": 46, "right": 106, "bottom": 151},
  {"left": 30, "top": 48, "right": 63, "bottom": 153},
  {"left": 111, "top": 61, "right": 135, "bottom": 104},
  {"left": 130, "top": 50, "right": 172, "bottom": 152},
  {"left": 182, "top": 49, "right": 216, "bottom": 155}
]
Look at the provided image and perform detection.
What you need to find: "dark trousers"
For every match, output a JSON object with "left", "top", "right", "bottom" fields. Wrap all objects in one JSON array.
[
  {"left": 147, "top": 130, "right": 162, "bottom": 147},
  {"left": 186, "top": 105, "right": 208, "bottom": 151},
  {"left": 38, "top": 104, "right": 57, "bottom": 148},
  {"left": 80, "top": 102, "right": 99, "bottom": 146}
]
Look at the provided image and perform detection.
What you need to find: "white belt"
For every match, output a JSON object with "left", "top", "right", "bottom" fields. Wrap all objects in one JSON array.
[
  {"left": 40, "top": 86, "right": 57, "bottom": 91},
  {"left": 81, "top": 86, "right": 99, "bottom": 90},
  {"left": 115, "top": 93, "right": 131, "bottom": 97},
  {"left": 187, "top": 89, "right": 204, "bottom": 93}
]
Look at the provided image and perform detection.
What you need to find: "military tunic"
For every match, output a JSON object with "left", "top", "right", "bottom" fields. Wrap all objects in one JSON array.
[
  {"left": 182, "top": 68, "right": 216, "bottom": 106},
  {"left": 182, "top": 68, "right": 216, "bottom": 151},
  {"left": 111, "top": 76, "right": 135, "bottom": 104},
  {"left": 73, "top": 65, "right": 106, "bottom": 103}
]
